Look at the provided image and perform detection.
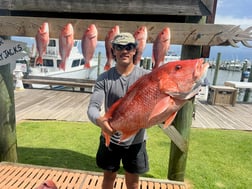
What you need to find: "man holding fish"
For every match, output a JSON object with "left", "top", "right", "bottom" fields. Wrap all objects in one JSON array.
[
  {"left": 87, "top": 32, "right": 150, "bottom": 189},
  {"left": 87, "top": 29, "right": 208, "bottom": 189}
]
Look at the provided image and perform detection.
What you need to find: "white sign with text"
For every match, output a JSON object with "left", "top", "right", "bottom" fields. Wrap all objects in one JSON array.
[{"left": 0, "top": 37, "right": 26, "bottom": 66}]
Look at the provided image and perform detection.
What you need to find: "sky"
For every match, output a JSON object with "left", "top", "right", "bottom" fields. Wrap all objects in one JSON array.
[
  {"left": 209, "top": 0, "right": 252, "bottom": 61},
  {"left": 12, "top": 0, "right": 252, "bottom": 61}
]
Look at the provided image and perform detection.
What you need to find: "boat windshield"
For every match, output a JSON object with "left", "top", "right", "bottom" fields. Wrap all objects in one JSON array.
[
  {"left": 72, "top": 59, "right": 80, "bottom": 67},
  {"left": 43, "top": 59, "right": 54, "bottom": 67},
  {"left": 80, "top": 59, "right": 85, "bottom": 66}
]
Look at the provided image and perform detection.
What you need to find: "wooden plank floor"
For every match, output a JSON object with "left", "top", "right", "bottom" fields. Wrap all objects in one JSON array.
[
  {"left": 14, "top": 88, "right": 252, "bottom": 131},
  {"left": 15, "top": 88, "right": 92, "bottom": 123},
  {"left": 0, "top": 162, "right": 187, "bottom": 189}
]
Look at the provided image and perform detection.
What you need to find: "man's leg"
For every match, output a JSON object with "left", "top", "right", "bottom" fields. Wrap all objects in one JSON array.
[
  {"left": 125, "top": 171, "right": 139, "bottom": 189},
  {"left": 102, "top": 170, "right": 117, "bottom": 189}
]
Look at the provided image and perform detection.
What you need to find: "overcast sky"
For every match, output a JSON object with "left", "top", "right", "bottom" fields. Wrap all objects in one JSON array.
[
  {"left": 208, "top": 0, "right": 252, "bottom": 60},
  {"left": 215, "top": 0, "right": 252, "bottom": 28}
]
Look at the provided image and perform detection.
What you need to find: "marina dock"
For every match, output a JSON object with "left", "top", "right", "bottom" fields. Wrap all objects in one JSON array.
[{"left": 15, "top": 88, "right": 252, "bottom": 131}]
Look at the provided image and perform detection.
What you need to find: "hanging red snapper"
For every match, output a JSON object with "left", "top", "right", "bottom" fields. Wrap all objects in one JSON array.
[
  {"left": 104, "top": 25, "right": 120, "bottom": 71},
  {"left": 35, "top": 22, "right": 49, "bottom": 65},
  {"left": 152, "top": 27, "right": 171, "bottom": 69},
  {"left": 59, "top": 23, "right": 74, "bottom": 71},
  {"left": 133, "top": 26, "right": 148, "bottom": 65},
  {"left": 82, "top": 24, "right": 98, "bottom": 69},
  {"left": 103, "top": 58, "right": 209, "bottom": 146}
]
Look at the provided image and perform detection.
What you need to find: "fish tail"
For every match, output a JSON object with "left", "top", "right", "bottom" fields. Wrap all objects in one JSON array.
[
  {"left": 36, "top": 56, "right": 43, "bottom": 65},
  {"left": 103, "top": 132, "right": 111, "bottom": 147}
]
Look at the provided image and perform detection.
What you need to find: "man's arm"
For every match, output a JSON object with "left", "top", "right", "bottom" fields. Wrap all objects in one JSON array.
[{"left": 87, "top": 80, "right": 105, "bottom": 125}]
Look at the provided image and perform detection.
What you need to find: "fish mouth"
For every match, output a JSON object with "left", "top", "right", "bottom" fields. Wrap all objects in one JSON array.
[
  {"left": 167, "top": 61, "right": 209, "bottom": 100},
  {"left": 167, "top": 81, "right": 202, "bottom": 100}
]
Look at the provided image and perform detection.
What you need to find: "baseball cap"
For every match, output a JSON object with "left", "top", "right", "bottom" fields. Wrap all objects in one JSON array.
[{"left": 111, "top": 32, "right": 137, "bottom": 46}]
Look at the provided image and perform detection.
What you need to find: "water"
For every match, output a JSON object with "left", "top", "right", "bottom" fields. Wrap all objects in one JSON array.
[{"left": 206, "top": 68, "right": 242, "bottom": 85}]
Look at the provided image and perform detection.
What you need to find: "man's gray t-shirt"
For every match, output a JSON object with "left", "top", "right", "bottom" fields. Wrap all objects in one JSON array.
[{"left": 87, "top": 66, "right": 150, "bottom": 146}]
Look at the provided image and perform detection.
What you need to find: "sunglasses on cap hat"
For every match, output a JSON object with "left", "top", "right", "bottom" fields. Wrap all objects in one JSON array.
[{"left": 113, "top": 44, "right": 136, "bottom": 51}]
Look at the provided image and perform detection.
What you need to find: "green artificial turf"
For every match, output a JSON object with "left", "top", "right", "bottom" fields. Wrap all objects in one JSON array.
[{"left": 16, "top": 121, "right": 252, "bottom": 189}]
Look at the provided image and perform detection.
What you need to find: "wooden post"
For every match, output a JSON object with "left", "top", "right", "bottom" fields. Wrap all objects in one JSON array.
[
  {"left": 97, "top": 52, "right": 101, "bottom": 78},
  {"left": 240, "top": 62, "right": 248, "bottom": 82},
  {"left": 212, "top": 52, "right": 221, "bottom": 85},
  {"left": 243, "top": 64, "right": 252, "bottom": 102},
  {"left": 168, "top": 16, "right": 203, "bottom": 181},
  {"left": 0, "top": 63, "right": 18, "bottom": 162}
]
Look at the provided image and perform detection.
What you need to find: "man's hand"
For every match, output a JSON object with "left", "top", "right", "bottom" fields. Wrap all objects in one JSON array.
[{"left": 96, "top": 116, "right": 114, "bottom": 136}]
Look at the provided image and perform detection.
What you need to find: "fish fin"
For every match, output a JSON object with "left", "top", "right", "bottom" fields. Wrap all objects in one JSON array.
[
  {"left": 148, "top": 96, "right": 171, "bottom": 121},
  {"left": 120, "top": 130, "right": 139, "bottom": 142},
  {"left": 163, "top": 112, "right": 177, "bottom": 128},
  {"left": 103, "top": 131, "right": 111, "bottom": 147},
  {"left": 84, "top": 62, "right": 91, "bottom": 69},
  {"left": 105, "top": 98, "right": 123, "bottom": 118},
  {"left": 36, "top": 56, "right": 43, "bottom": 65}
]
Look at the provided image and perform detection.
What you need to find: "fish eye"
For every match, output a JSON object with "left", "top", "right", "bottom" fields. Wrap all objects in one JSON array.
[{"left": 175, "top": 65, "right": 182, "bottom": 71}]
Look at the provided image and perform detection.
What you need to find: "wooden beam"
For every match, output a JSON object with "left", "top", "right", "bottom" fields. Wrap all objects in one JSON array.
[
  {"left": 160, "top": 125, "right": 187, "bottom": 153},
  {"left": 0, "top": 0, "right": 214, "bottom": 16},
  {"left": 0, "top": 16, "right": 251, "bottom": 47}
]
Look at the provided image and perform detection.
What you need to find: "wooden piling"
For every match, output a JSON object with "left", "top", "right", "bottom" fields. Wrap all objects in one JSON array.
[
  {"left": 0, "top": 63, "right": 18, "bottom": 162},
  {"left": 168, "top": 15, "right": 204, "bottom": 181},
  {"left": 243, "top": 64, "right": 252, "bottom": 102},
  {"left": 212, "top": 52, "right": 221, "bottom": 85},
  {"left": 97, "top": 52, "right": 101, "bottom": 78}
]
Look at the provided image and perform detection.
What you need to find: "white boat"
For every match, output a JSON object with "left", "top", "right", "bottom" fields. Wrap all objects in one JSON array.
[
  {"left": 164, "top": 51, "right": 181, "bottom": 62},
  {"left": 15, "top": 38, "right": 99, "bottom": 89},
  {"left": 28, "top": 38, "right": 98, "bottom": 79},
  {"left": 226, "top": 60, "right": 242, "bottom": 71}
]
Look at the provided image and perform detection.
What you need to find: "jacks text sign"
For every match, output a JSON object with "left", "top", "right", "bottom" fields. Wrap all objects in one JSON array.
[{"left": 0, "top": 37, "right": 26, "bottom": 66}]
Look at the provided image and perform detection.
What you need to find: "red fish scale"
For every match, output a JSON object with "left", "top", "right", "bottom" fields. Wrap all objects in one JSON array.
[{"left": 109, "top": 75, "right": 164, "bottom": 135}]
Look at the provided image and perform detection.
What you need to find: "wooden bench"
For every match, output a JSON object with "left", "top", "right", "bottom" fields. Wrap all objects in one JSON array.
[
  {"left": 0, "top": 162, "right": 187, "bottom": 189},
  {"left": 20, "top": 76, "right": 96, "bottom": 92},
  {"left": 224, "top": 81, "right": 252, "bottom": 89}
]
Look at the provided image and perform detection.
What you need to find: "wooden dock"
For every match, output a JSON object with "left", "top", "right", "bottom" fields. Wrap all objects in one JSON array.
[
  {"left": 0, "top": 162, "right": 187, "bottom": 189},
  {"left": 10, "top": 88, "right": 252, "bottom": 189},
  {"left": 14, "top": 88, "right": 252, "bottom": 131}
]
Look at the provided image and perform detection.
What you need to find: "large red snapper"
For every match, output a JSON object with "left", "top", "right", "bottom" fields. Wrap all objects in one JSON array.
[
  {"left": 82, "top": 24, "right": 98, "bottom": 69},
  {"left": 35, "top": 22, "right": 49, "bottom": 65},
  {"left": 103, "top": 58, "right": 209, "bottom": 146},
  {"left": 104, "top": 25, "right": 120, "bottom": 71},
  {"left": 133, "top": 26, "right": 148, "bottom": 65},
  {"left": 59, "top": 23, "right": 74, "bottom": 71},
  {"left": 152, "top": 27, "right": 171, "bottom": 69}
]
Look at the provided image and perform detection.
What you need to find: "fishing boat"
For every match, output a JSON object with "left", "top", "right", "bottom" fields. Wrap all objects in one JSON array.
[
  {"left": 226, "top": 60, "right": 242, "bottom": 71},
  {"left": 15, "top": 38, "right": 99, "bottom": 89},
  {"left": 164, "top": 51, "right": 181, "bottom": 62},
  {"left": 28, "top": 38, "right": 98, "bottom": 79}
]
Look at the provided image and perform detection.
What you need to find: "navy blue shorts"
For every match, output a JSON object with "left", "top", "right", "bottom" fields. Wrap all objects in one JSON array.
[{"left": 96, "top": 135, "right": 149, "bottom": 174}]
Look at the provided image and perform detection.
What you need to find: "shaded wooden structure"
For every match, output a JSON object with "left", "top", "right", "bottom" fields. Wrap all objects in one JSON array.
[
  {"left": 0, "top": 0, "right": 251, "bottom": 48},
  {"left": 0, "top": 162, "right": 187, "bottom": 189}
]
